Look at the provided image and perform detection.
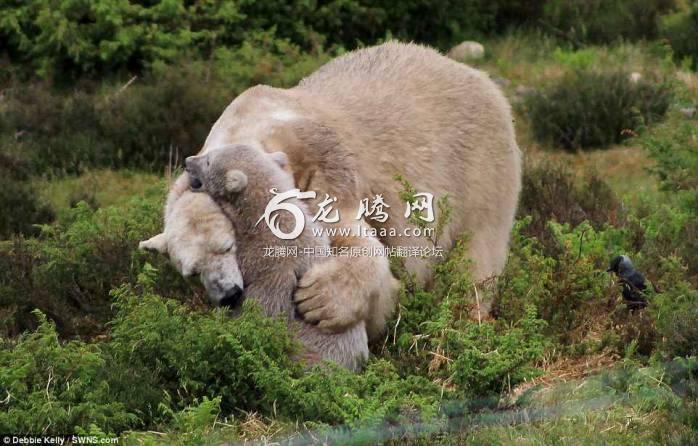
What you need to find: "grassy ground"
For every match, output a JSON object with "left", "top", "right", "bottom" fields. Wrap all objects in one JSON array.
[
  {"left": 472, "top": 33, "right": 695, "bottom": 202},
  {"left": 34, "top": 169, "right": 162, "bottom": 212}
]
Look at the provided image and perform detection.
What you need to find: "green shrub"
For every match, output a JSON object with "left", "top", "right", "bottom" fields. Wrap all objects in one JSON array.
[
  {"left": 542, "top": 0, "right": 675, "bottom": 45},
  {"left": 650, "top": 257, "right": 698, "bottom": 358},
  {"left": 0, "top": 0, "right": 600, "bottom": 81},
  {"left": 627, "top": 198, "right": 698, "bottom": 284},
  {"left": 661, "top": 4, "right": 698, "bottom": 70},
  {"left": 105, "top": 285, "right": 300, "bottom": 421},
  {"left": 385, "top": 239, "right": 549, "bottom": 397},
  {"left": 1, "top": 67, "right": 224, "bottom": 174},
  {"left": 0, "top": 311, "right": 136, "bottom": 435},
  {"left": 493, "top": 219, "right": 626, "bottom": 345},
  {"left": 644, "top": 120, "right": 698, "bottom": 196},
  {"left": 618, "top": 120, "right": 698, "bottom": 356},
  {"left": 0, "top": 0, "right": 507, "bottom": 79},
  {"left": 97, "top": 64, "right": 230, "bottom": 171},
  {"left": 446, "top": 306, "right": 548, "bottom": 396},
  {"left": 0, "top": 0, "right": 326, "bottom": 80},
  {"left": 0, "top": 153, "right": 54, "bottom": 238},
  {"left": 503, "top": 182, "right": 698, "bottom": 358},
  {"left": 525, "top": 70, "right": 673, "bottom": 150},
  {"left": 3, "top": 85, "right": 108, "bottom": 174},
  {"left": 518, "top": 162, "right": 624, "bottom": 249},
  {"left": 211, "top": 30, "right": 330, "bottom": 89},
  {"left": 1, "top": 36, "right": 327, "bottom": 175},
  {"left": 0, "top": 187, "right": 195, "bottom": 338},
  {"left": 639, "top": 119, "right": 698, "bottom": 280},
  {"left": 552, "top": 47, "right": 599, "bottom": 71},
  {"left": 1, "top": 282, "right": 444, "bottom": 434}
]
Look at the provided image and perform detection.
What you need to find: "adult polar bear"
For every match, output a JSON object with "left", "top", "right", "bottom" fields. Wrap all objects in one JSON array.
[{"left": 144, "top": 41, "right": 521, "bottom": 338}]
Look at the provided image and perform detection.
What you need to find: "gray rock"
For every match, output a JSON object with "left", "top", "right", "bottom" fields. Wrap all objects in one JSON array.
[
  {"left": 511, "top": 85, "right": 536, "bottom": 105},
  {"left": 447, "top": 41, "right": 485, "bottom": 62},
  {"left": 679, "top": 106, "right": 696, "bottom": 118},
  {"left": 492, "top": 76, "right": 510, "bottom": 88}
]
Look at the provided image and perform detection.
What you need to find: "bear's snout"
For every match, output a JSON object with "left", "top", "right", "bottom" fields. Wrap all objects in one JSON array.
[
  {"left": 219, "top": 285, "right": 244, "bottom": 308},
  {"left": 189, "top": 176, "right": 203, "bottom": 190},
  {"left": 185, "top": 156, "right": 204, "bottom": 190}
]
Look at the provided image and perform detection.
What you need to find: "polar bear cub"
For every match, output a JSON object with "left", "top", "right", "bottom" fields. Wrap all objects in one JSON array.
[{"left": 185, "top": 144, "right": 368, "bottom": 370}]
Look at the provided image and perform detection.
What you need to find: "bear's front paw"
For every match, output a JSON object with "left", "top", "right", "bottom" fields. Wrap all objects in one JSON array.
[{"left": 294, "top": 259, "right": 368, "bottom": 333}]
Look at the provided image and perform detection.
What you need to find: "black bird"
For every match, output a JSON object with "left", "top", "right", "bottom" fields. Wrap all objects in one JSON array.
[{"left": 607, "top": 255, "right": 648, "bottom": 310}]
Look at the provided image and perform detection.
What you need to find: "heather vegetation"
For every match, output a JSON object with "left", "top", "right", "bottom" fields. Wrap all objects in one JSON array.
[{"left": 1, "top": 0, "right": 697, "bottom": 443}]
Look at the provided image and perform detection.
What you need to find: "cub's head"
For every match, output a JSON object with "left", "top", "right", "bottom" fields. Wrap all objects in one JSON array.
[{"left": 185, "top": 144, "right": 290, "bottom": 200}]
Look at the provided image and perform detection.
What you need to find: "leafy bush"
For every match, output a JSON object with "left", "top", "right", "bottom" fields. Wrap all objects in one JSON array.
[
  {"left": 2, "top": 0, "right": 633, "bottom": 81},
  {"left": 627, "top": 198, "right": 698, "bottom": 285},
  {"left": 4, "top": 214, "right": 558, "bottom": 435},
  {"left": 493, "top": 219, "right": 627, "bottom": 345},
  {"left": 525, "top": 70, "right": 673, "bottom": 150},
  {"left": 650, "top": 258, "right": 698, "bottom": 358},
  {"left": 504, "top": 176, "right": 698, "bottom": 357},
  {"left": 105, "top": 285, "right": 299, "bottom": 421},
  {"left": 1, "top": 69, "right": 228, "bottom": 175},
  {"left": 632, "top": 116, "right": 698, "bottom": 358},
  {"left": 0, "top": 0, "right": 525, "bottom": 79},
  {"left": 640, "top": 118, "right": 698, "bottom": 281},
  {"left": 0, "top": 37, "right": 327, "bottom": 175},
  {"left": 0, "top": 187, "right": 196, "bottom": 338},
  {"left": 542, "top": 0, "right": 675, "bottom": 45},
  {"left": 0, "top": 281, "right": 444, "bottom": 434},
  {"left": 385, "top": 239, "right": 549, "bottom": 397},
  {"left": 661, "top": 4, "right": 698, "bottom": 70},
  {"left": 3, "top": 85, "right": 111, "bottom": 174},
  {"left": 0, "top": 153, "right": 54, "bottom": 238},
  {"left": 0, "top": 0, "right": 327, "bottom": 80},
  {"left": 644, "top": 120, "right": 698, "bottom": 196},
  {"left": 0, "top": 311, "right": 136, "bottom": 435},
  {"left": 552, "top": 47, "right": 600, "bottom": 71},
  {"left": 518, "top": 162, "right": 624, "bottom": 248}
]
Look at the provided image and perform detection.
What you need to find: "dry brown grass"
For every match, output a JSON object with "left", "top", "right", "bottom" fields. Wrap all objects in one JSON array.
[
  {"left": 526, "top": 144, "right": 659, "bottom": 200},
  {"left": 527, "top": 350, "right": 618, "bottom": 388},
  {"left": 677, "top": 70, "right": 698, "bottom": 97}
]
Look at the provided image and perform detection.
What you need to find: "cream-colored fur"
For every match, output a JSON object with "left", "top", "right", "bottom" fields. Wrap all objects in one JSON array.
[
  {"left": 139, "top": 177, "right": 244, "bottom": 303},
  {"left": 144, "top": 41, "right": 521, "bottom": 338}
]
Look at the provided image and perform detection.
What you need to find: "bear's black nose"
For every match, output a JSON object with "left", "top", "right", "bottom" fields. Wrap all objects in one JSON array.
[
  {"left": 219, "top": 285, "right": 244, "bottom": 308},
  {"left": 189, "top": 176, "right": 203, "bottom": 190}
]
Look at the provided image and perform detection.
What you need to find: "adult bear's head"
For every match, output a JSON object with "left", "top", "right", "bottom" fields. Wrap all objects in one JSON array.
[{"left": 139, "top": 180, "right": 245, "bottom": 309}]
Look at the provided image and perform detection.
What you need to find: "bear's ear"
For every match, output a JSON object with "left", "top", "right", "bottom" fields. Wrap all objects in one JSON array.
[
  {"left": 139, "top": 233, "right": 168, "bottom": 256},
  {"left": 269, "top": 151, "right": 289, "bottom": 169},
  {"left": 185, "top": 155, "right": 205, "bottom": 172},
  {"left": 225, "top": 170, "right": 248, "bottom": 193}
]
